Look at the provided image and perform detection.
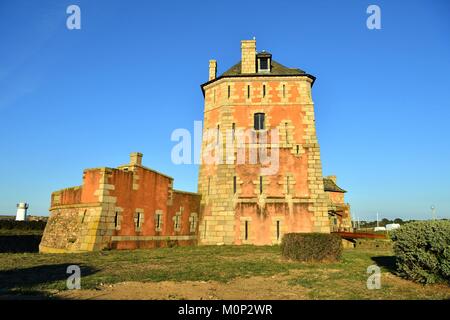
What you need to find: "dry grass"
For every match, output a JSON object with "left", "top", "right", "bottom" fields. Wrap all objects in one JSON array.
[{"left": 0, "top": 245, "right": 449, "bottom": 299}]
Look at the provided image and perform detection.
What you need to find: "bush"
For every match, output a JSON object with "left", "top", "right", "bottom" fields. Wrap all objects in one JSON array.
[
  {"left": 355, "top": 239, "right": 393, "bottom": 250},
  {"left": 281, "top": 233, "right": 343, "bottom": 262},
  {"left": 391, "top": 220, "right": 450, "bottom": 284}
]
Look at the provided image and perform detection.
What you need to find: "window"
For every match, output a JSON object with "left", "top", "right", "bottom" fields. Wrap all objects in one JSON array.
[
  {"left": 114, "top": 211, "right": 119, "bottom": 228},
  {"left": 233, "top": 176, "right": 237, "bottom": 194},
  {"left": 174, "top": 214, "right": 181, "bottom": 231},
  {"left": 189, "top": 213, "right": 197, "bottom": 232},
  {"left": 296, "top": 145, "right": 300, "bottom": 155},
  {"left": 285, "top": 122, "right": 289, "bottom": 144},
  {"left": 114, "top": 209, "right": 122, "bottom": 230},
  {"left": 282, "top": 84, "right": 286, "bottom": 98},
  {"left": 276, "top": 221, "right": 281, "bottom": 240},
  {"left": 259, "top": 176, "right": 263, "bottom": 193},
  {"left": 216, "top": 124, "right": 220, "bottom": 144},
  {"left": 134, "top": 211, "right": 144, "bottom": 231},
  {"left": 260, "top": 58, "right": 269, "bottom": 70},
  {"left": 81, "top": 210, "right": 86, "bottom": 223},
  {"left": 227, "top": 85, "right": 231, "bottom": 98},
  {"left": 136, "top": 213, "right": 141, "bottom": 228},
  {"left": 247, "top": 85, "right": 250, "bottom": 98},
  {"left": 256, "top": 50, "right": 272, "bottom": 73},
  {"left": 245, "top": 221, "right": 249, "bottom": 240},
  {"left": 155, "top": 211, "right": 163, "bottom": 231},
  {"left": 254, "top": 113, "right": 265, "bottom": 130},
  {"left": 156, "top": 214, "right": 161, "bottom": 229},
  {"left": 286, "top": 176, "right": 290, "bottom": 195},
  {"left": 257, "top": 53, "right": 271, "bottom": 73},
  {"left": 262, "top": 84, "right": 266, "bottom": 97},
  {"left": 231, "top": 123, "right": 235, "bottom": 140}
]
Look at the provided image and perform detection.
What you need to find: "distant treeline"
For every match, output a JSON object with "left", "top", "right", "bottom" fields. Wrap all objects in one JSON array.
[
  {"left": 358, "top": 218, "right": 448, "bottom": 228},
  {"left": 0, "top": 220, "right": 46, "bottom": 230}
]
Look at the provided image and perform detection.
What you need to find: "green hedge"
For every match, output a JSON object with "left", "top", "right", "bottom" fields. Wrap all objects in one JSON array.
[
  {"left": 0, "top": 220, "right": 46, "bottom": 231},
  {"left": 391, "top": 220, "right": 450, "bottom": 284},
  {"left": 281, "top": 233, "right": 343, "bottom": 262}
]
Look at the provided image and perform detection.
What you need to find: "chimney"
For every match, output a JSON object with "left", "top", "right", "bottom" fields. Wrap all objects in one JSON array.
[
  {"left": 241, "top": 39, "right": 256, "bottom": 74},
  {"left": 209, "top": 60, "right": 217, "bottom": 81},
  {"left": 130, "top": 152, "right": 143, "bottom": 166}
]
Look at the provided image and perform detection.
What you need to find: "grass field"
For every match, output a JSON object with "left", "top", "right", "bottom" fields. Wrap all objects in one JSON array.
[
  {"left": 0, "top": 229, "right": 43, "bottom": 236},
  {"left": 0, "top": 246, "right": 449, "bottom": 299}
]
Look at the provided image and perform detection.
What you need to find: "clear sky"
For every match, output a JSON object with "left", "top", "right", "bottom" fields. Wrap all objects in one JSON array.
[{"left": 0, "top": 0, "right": 449, "bottom": 220}]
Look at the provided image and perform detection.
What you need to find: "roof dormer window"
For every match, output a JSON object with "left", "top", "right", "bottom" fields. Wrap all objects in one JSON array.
[
  {"left": 257, "top": 51, "right": 271, "bottom": 73},
  {"left": 260, "top": 57, "right": 269, "bottom": 70}
]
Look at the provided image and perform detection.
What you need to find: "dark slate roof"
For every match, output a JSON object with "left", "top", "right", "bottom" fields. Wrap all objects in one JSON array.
[
  {"left": 221, "top": 59, "right": 306, "bottom": 77},
  {"left": 200, "top": 56, "right": 316, "bottom": 95},
  {"left": 323, "top": 178, "right": 347, "bottom": 193}
]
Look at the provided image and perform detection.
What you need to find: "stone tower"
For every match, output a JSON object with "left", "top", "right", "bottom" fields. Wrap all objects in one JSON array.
[{"left": 197, "top": 39, "right": 331, "bottom": 245}]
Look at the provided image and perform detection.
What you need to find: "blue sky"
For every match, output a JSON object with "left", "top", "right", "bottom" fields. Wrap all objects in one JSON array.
[{"left": 0, "top": 0, "right": 449, "bottom": 220}]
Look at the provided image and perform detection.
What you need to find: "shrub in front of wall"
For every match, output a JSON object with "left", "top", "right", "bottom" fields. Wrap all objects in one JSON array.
[
  {"left": 355, "top": 239, "right": 393, "bottom": 250},
  {"left": 281, "top": 233, "right": 343, "bottom": 262},
  {"left": 390, "top": 220, "right": 450, "bottom": 284}
]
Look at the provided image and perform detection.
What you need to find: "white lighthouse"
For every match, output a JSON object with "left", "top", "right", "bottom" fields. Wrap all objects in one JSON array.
[{"left": 16, "top": 202, "right": 29, "bottom": 221}]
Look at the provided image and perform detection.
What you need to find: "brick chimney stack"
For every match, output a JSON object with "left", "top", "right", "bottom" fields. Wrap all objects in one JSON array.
[
  {"left": 241, "top": 39, "right": 256, "bottom": 74},
  {"left": 208, "top": 60, "right": 217, "bottom": 81},
  {"left": 130, "top": 152, "right": 143, "bottom": 166}
]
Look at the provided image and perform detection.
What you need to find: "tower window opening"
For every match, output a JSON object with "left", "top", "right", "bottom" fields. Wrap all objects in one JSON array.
[
  {"left": 260, "top": 176, "right": 263, "bottom": 194},
  {"left": 282, "top": 84, "right": 286, "bottom": 98},
  {"left": 260, "top": 58, "right": 269, "bottom": 71},
  {"left": 245, "top": 221, "right": 249, "bottom": 240},
  {"left": 254, "top": 113, "right": 265, "bottom": 130},
  {"left": 216, "top": 124, "right": 220, "bottom": 145},
  {"left": 228, "top": 85, "right": 231, "bottom": 98},
  {"left": 232, "top": 123, "right": 235, "bottom": 140},
  {"left": 296, "top": 145, "right": 300, "bottom": 154},
  {"left": 276, "top": 220, "right": 281, "bottom": 240},
  {"left": 285, "top": 122, "right": 289, "bottom": 144},
  {"left": 114, "top": 211, "right": 119, "bottom": 228},
  {"left": 247, "top": 85, "right": 250, "bottom": 98},
  {"left": 262, "top": 84, "right": 266, "bottom": 97},
  {"left": 81, "top": 210, "right": 86, "bottom": 223},
  {"left": 286, "top": 176, "right": 290, "bottom": 195},
  {"left": 233, "top": 176, "right": 237, "bottom": 194},
  {"left": 257, "top": 53, "right": 271, "bottom": 73}
]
